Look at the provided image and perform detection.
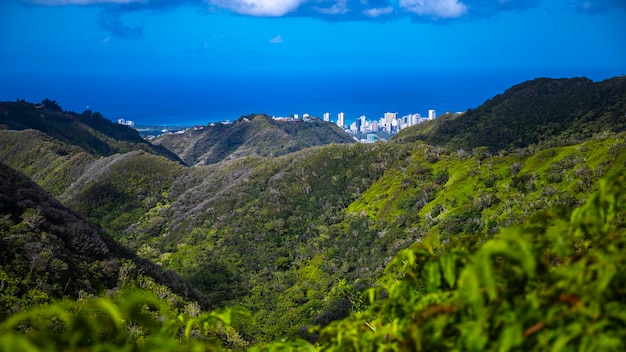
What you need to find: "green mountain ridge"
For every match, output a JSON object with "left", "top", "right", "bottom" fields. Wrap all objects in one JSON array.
[
  {"left": 0, "top": 76, "right": 625, "bottom": 349},
  {"left": 153, "top": 114, "right": 354, "bottom": 165},
  {"left": 0, "top": 162, "right": 208, "bottom": 320},
  {"left": 0, "top": 101, "right": 184, "bottom": 164},
  {"left": 394, "top": 76, "right": 626, "bottom": 151}
]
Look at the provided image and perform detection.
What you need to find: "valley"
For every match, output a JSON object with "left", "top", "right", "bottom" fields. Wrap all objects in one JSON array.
[{"left": 0, "top": 76, "right": 625, "bottom": 350}]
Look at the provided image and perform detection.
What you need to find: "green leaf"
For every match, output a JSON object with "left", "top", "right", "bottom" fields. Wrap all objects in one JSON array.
[
  {"left": 550, "top": 322, "right": 583, "bottom": 352},
  {"left": 498, "top": 323, "right": 523, "bottom": 352},
  {"left": 423, "top": 261, "right": 441, "bottom": 292},
  {"left": 458, "top": 264, "right": 483, "bottom": 310},
  {"left": 462, "top": 322, "right": 488, "bottom": 352},
  {"left": 96, "top": 298, "right": 125, "bottom": 327},
  {"left": 440, "top": 253, "right": 457, "bottom": 289},
  {"left": 0, "top": 335, "right": 40, "bottom": 352}
]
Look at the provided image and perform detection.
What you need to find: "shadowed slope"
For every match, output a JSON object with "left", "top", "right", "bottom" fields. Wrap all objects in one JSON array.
[
  {"left": 154, "top": 114, "right": 354, "bottom": 165},
  {"left": 394, "top": 76, "right": 626, "bottom": 151},
  {"left": 0, "top": 162, "right": 208, "bottom": 319}
]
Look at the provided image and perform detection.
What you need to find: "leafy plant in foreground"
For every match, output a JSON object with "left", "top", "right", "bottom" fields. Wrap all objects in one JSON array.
[
  {"left": 0, "top": 290, "right": 249, "bottom": 351},
  {"left": 260, "top": 173, "right": 626, "bottom": 351}
]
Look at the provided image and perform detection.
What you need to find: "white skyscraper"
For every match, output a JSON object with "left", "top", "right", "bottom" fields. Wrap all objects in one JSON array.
[
  {"left": 359, "top": 115, "right": 367, "bottom": 133},
  {"left": 337, "top": 112, "right": 345, "bottom": 128},
  {"left": 428, "top": 110, "right": 436, "bottom": 120},
  {"left": 323, "top": 112, "right": 330, "bottom": 122},
  {"left": 384, "top": 112, "right": 397, "bottom": 125}
]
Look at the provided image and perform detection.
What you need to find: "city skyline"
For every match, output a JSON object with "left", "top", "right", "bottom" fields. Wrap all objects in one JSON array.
[{"left": 271, "top": 109, "right": 439, "bottom": 135}]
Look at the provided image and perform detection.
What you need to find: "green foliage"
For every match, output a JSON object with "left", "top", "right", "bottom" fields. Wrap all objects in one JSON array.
[
  {"left": 0, "top": 162, "right": 207, "bottom": 323},
  {"left": 0, "top": 289, "right": 249, "bottom": 351},
  {"left": 2, "top": 78, "right": 626, "bottom": 347},
  {"left": 393, "top": 76, "right": 626, "bottom": 152},
  {"left": 62, "top": 151, "right": 185, "bottom": 237},
  {"left": 64, "top": 132, "right": 625, "bottom": 343},
  {"left": 0, "top": 101, "right": 182, "bottom": 163},
  {"left": 0, "top": 130, "right": 94, "bottom": 197},
  {"left": 3, "top": 173, "right": 625, "bottom": 351},
  {"left": 294, "top": 173, "right": 626, "bottom": 351}
]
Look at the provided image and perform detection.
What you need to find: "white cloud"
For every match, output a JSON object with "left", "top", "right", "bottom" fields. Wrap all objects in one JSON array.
[
  {"left": 209, "top": 0, "right": 305, "bottom": 16},
  {"left": 317, "top": 0, "right": 350, "bottom": 15},
  {"left": 363, "top": 6, "right": 394, "bottom": 17},
  {"left": 28, "top": 0, "right": 145, "bottom": 5},
  {"left": 399, "top": 0, "right": 468, "bottom": 18},
  {"left": 269, "top": 35, "right": 283, "bottom": 43}
]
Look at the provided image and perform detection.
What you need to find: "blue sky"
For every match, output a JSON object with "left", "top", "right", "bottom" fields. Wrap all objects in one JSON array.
[{"left": 1, "top": 0, "right": 625, "bottom": 124}]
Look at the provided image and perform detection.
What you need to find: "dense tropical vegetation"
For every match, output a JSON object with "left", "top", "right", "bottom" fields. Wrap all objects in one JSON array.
[
  {"left": 394, "top": 76, "right": 626, "bottom": 151},
  {"left": 0, "top": 76, "right": 624, "bottom": 350},
  {"left": 0, "top": 100, "right": 182, "bottom": 163}
]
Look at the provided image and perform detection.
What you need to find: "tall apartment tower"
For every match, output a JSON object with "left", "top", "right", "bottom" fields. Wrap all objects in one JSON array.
[
  {"left": 384, "top": 112, "right": 397, "bottom": 126},
  {"left": 337, "top": 112, "right": 345, "bottom": 128},
  {"left": 428, "top": 110, "right": 436, "bottom": 120},
  {"left": 359, "top": 115, "right": 367, "bottom": 133},
  {"left": 323, "top": 112, "right": 330, "bottom": 122}
]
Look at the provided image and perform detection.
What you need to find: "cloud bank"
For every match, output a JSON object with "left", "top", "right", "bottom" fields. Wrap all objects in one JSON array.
[
  {"left": 399, "top": 0, "right": 467, "bottom": 19},
  {"left": 211, "top": 0, "right": 303, "bottom": 16},
  {"left": 269, "top": 34, "right": 284, "bottom": 43},
  {"left": 24, "top": 0, "right": 626, "bottom": 38}
]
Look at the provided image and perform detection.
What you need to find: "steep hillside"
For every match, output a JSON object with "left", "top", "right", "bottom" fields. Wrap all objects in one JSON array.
[
  {"left": 394, "top": 76, "right": 626, "bottom": 151},
  {"left": 2, "top": 77, "right": 625, "bottom": 345},
  {"left": 0, "top": 129, "right": 95, "bottom": 197},
  {"left": 287, "top": 172, "right": 626, "bottom": 351},
  {"left": 0, "top": 128, "right": 189, "bottom": 238},
  {"left": 0, "top": 100, "right": 183, "bottom": 163},
  {"left": 104, "top": 131, "right": 626, "bottom": 341},
  {"left": 153, "top": 114, "right": 354, "bottom": 165},
  {"left": 0, "top": 162, "right": 207, "bottom": 319},
  {"left": 61, "top": 150, "right": 187, "bottom": 236}
]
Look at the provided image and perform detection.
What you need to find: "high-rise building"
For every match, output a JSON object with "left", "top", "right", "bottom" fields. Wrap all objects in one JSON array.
[
  {"left": 359, "top": 115, "right": 367, "bottom": 133},
  {"left": 323, "top": 112, "right": 330, "bottom": 122},
  {"left": 428, "top": 110, "right": 436, "bottom": 120},
  {"left": 349, "top": 121, "right": 358, "bottom": 134},
  {"left": 337, "top": 112, "right": 345, "bottom": 128},
  {"left": 384, "top": 112, "right": 397, "bottom": 126}
]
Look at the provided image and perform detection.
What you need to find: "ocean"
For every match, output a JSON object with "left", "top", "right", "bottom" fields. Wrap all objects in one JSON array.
[{"left": 2, "top": 68, "right": 613, "bottom": 127}]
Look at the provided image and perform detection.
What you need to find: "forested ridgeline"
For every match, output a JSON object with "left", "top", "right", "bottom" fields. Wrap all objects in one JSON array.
[
  {"left": 1, "top": 170, "right": 624, "bottom": 351},
  {"left": 394, "top": 76, "right": 626, "bottom": 151},
  {"left": 153, "top": 114, "right": 354, "bottom": 166},
  {"left": 3, "top": 127, "right": 624, "bottom": 343},
  {"left": 0, "top": 162, "right": 209, "bottom": 320},
  {"left": 0, "top": 100, "right": 183, "bottom": 163},
  {"left": 0, "top": 76, "right": 625, "bottom": 349}
]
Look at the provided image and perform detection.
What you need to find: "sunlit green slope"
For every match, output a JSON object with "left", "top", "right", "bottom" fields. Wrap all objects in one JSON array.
[
  {"left": 0, "top": 77, "right": 624, "bottom": 345},
  {"left": 111, "top": 131, "right": 625, "bottom": 341},
  {"left": 0, "top": 100, "right": 183, "bottom": 163}
]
